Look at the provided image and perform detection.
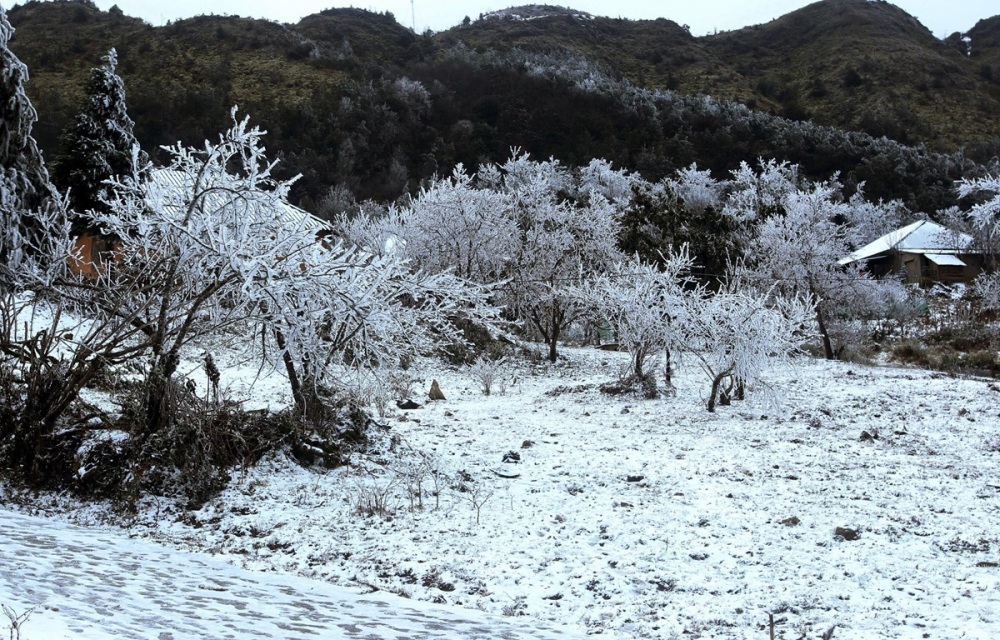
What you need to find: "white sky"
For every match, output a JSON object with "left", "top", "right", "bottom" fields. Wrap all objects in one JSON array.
[{"left": 86, "top": 0, "right": 996, "bottom": 39}]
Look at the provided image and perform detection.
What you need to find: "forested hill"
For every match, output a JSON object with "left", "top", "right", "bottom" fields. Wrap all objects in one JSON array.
[{"left": 7, "top": 0, "right": 999, "bottom": 213}]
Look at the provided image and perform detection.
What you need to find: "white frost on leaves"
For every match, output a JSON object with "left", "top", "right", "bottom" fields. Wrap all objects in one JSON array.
[
  {"left": 86, "top": 109, "right": 496, "bottom": 403},
  {"left": 666, "top": 162, "right": 727, "bottom": 215},
  {"left": 571, "top": 249, "right": 694, "bottom": 381},
  {"left": 958, "top": 173, "right": 1000, "bottom": 236},
  {"left": 973, "top": 271, "right": 1000, "bottom": 311},
  {"left": 337, "top": 150, "right": 626, "bottom": 361},
  {"left": 722, "top": 158, "right": 800, "bottom": 223}
]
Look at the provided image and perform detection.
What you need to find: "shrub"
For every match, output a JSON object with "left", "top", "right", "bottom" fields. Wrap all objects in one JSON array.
[
  {"left": 962, "top": 349, "right": 999, "bottom": 372},
  {"left": 441, "top": 317, "right": 508, "bottom": 365},
  {"left": 891, "top": 341, "right": 928, "bottom": 366},
  {"left": 347, "top": 469, "right": 400, "bottom": 518},
  {"left": 468, "top": 355, "right": 507, "bottom": 396},
  {"left": 106, "top": 373, "right": 301, "bottom": 508}
]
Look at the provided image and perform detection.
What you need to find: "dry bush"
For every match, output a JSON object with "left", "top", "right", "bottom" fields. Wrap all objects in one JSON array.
[
  {"left": 828, "top": 323, "right": 879, "bottom": 365},
  {"left": 467, "top": 355, "right": 507, "bottom": 396},
  {"left": 890, "top": 331, "right": 999, "bottom": 376},
  {"left": 105, "top": 372, "right": 299, "bottom": 508},
  {"left": 891, "top": 340, "right": 927, "bottom": 366},
  {"left": 347, "top": 469, "right": 401, "bottom": 518},
  {"left": 921, "top": 348, "right": 996, "bottom": 373},
  {"left": 0, "top": 296, "right": 123, "bottom": 488}
]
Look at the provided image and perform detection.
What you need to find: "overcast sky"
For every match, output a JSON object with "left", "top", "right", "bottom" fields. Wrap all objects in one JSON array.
[{"left": 88, "top": 0, "right": 996, "bottom": 38}]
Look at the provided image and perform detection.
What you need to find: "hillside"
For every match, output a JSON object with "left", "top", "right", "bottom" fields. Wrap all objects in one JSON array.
[
  {"left": 5, "top": 0, "right": 998, "bottom": 212},
  {"left": 967, "top": 15, "right": 1000, "bottom": 82},
  {"left": 704, "top": 0, "right": 1000, "bottom": 152},
  {"left": 440, "top": 0, "right": 1000, "bottom": 154},
  {"left": 435, "top": 6, "right": 773, "bottom": 109},
  {"left": 7, "top": 2, "right": 351, "bottom": 157},
  {"left": 295, "top": 7, "right": 427, "bottom": 66}
]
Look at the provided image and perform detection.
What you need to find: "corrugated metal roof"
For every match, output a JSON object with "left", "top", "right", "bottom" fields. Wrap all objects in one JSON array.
[
  {"left": 148, "top": 169, "right": 330, "bottom": 232},
  {"left": 837, "top": 220, "right": 974, "bottom": 265}
]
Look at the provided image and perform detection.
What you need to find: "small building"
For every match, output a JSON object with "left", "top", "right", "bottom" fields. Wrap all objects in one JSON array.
[{"left": 837, "top": 220, "right": 984, "bottom": 285}]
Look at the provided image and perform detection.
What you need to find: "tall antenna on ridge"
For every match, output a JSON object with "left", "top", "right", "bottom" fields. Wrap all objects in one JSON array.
[{"left": 411, "top": 0, "right": 416, "bottom": 31}]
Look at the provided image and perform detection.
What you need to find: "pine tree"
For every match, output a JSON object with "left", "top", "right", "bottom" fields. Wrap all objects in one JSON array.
[
  {"left": 0, "top": 6, "right": 58, "bottom": 216},
  {"left": 53, "top": 48, "right": 146, "bottom": 216}
]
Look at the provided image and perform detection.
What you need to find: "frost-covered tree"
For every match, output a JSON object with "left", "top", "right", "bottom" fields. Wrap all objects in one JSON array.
[
  {"left": 0, "top": 7, "right": 58, "bottom": 226},
  {"left": 0, "top": 24, "right": 148, "bottom": 481},
  {"left": 668, "top": 163, "right": 726, "bottom": 216},
  {"left": 0, "top": 10, "right": 116, "bottom": 482},
  {"left": 956, "top": 174, "right": 1000, "bottom": 271},
  {"left": 386, "top": 164, "right": 515, "bottom": 281},
  {"left": 842, "top": 188, "right": 911, "bottom": 249},
  {"left": 577, "top": 250, "right": 694, "bottom": 392},
  {"left": 743, "top": 181, "right": 911, "bottom": 359},
  {"left": 576, "top": 158, "right": 635, "bottom": 209},
  {"left": 0, "top": 175, "right": 156, "bottom": 486},
  {"left": 53, "top": 48, "right": 146, "bottom": 217},
  {"left": 90, "top": 113, "right": 309, "bottom": 433},
  {"left": 746, "top": 183, "right": 853, "bottom": 359},
  {"left": 960, "top": 175, "right": 1000, "bottom": 311},
  {"left": 499, "top": 153, "right": 624, "bottom": 362},
  {"left": 261, "top": 237, "right": 497, "bottom": 420},
  {"left": 0, "top": 107, "right": 498, "bottom": 485},
  {"left": 334, "top": 202, "right": 406, "bottom": 259},
  {"left": 974, "top": 271, "right": 1000, "bottom": 312},
  {"left": 722, "top": 159, "right": 800, "bottom": 224},
  {"left": 315, "top": 183, "right": 360, "bottom": 221},
  {"left": 93, "top": 110, "right": 495, "bottom": 427},
  {"left": 341, "top": 152, "right": 626, "bottom": 362},
  {"left": 684, "top": 286, "right": 813, "bottom": 412},
  {"left": 621, "top": 166, "right": 733, "bottom": 276}
]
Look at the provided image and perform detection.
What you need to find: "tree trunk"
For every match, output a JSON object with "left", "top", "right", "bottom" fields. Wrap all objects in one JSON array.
[
  {"left": 143, "top": 350, "right": 181, "bottom": 436},
  {"left": 663, "top": 348, "right": 673, "bottom": 391},
  {"left": 274, "top": 329, "right": 324, "bottom": 422},
  {"left": 708, "top": 372, "right": 727, "bottom": 412},
  {"left": 719, "top": 387, "right": 732, "bottom": 406},
  {"left": 547, "top": 322, "right": 560, "bottom": 363},
  {"left": 633, "top": 352, "right": 643, "bottom": 380},
  {"left": 815, "top": 304, "right": 834, "bottom": 360},
  {"left": 274, "top": 330, "right": 303, "bottom": 414},
  {"left": 143, "top": 367, "right": 170, "bottom": 437}
]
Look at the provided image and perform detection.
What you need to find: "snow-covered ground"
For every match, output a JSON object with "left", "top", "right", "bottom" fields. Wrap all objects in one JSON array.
[
  {"left": 0, "top": 509, "right": 581, "bottom": 639},
  {"left": 5, "top": 346, "right": 1000, "bottom": 639}
]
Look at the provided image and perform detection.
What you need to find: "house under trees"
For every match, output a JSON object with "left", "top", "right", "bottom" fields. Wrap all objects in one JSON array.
[{"left": 838, "top": 220, "right": 984, "bottom": 285}]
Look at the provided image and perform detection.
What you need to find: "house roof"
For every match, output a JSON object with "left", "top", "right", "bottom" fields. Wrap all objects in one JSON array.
[
  {"left": 148, "top": 169, "right": 330, "bottom": 232},
  {"left": 837, "top": 220, "right": 974, "bottom": 265},
  {"left": 925, "top": 253, "right": 966, "bottom": 267}
]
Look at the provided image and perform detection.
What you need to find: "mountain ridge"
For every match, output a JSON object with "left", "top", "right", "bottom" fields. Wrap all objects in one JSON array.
[{"left": 5, "top": 0, "right": 997, "bottom": 211}]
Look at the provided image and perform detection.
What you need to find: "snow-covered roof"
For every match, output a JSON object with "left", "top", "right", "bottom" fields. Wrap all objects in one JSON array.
[
  {"left": 837, "top": 220, "right": 974, "bottom": 265},
  {"left": 149, "top": 169, "right": 330, "bottom": 232},
  {"left": 925, "top": 253, "right": 966, "bottom": 267}
]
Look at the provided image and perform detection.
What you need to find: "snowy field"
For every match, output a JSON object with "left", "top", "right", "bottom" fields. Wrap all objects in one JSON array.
[
  {"left": 5, "top": 346, "right": 1000, "bottom": 639},
  {"left": 0, "top": 509, "right": 582, "bottom": 639}
]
